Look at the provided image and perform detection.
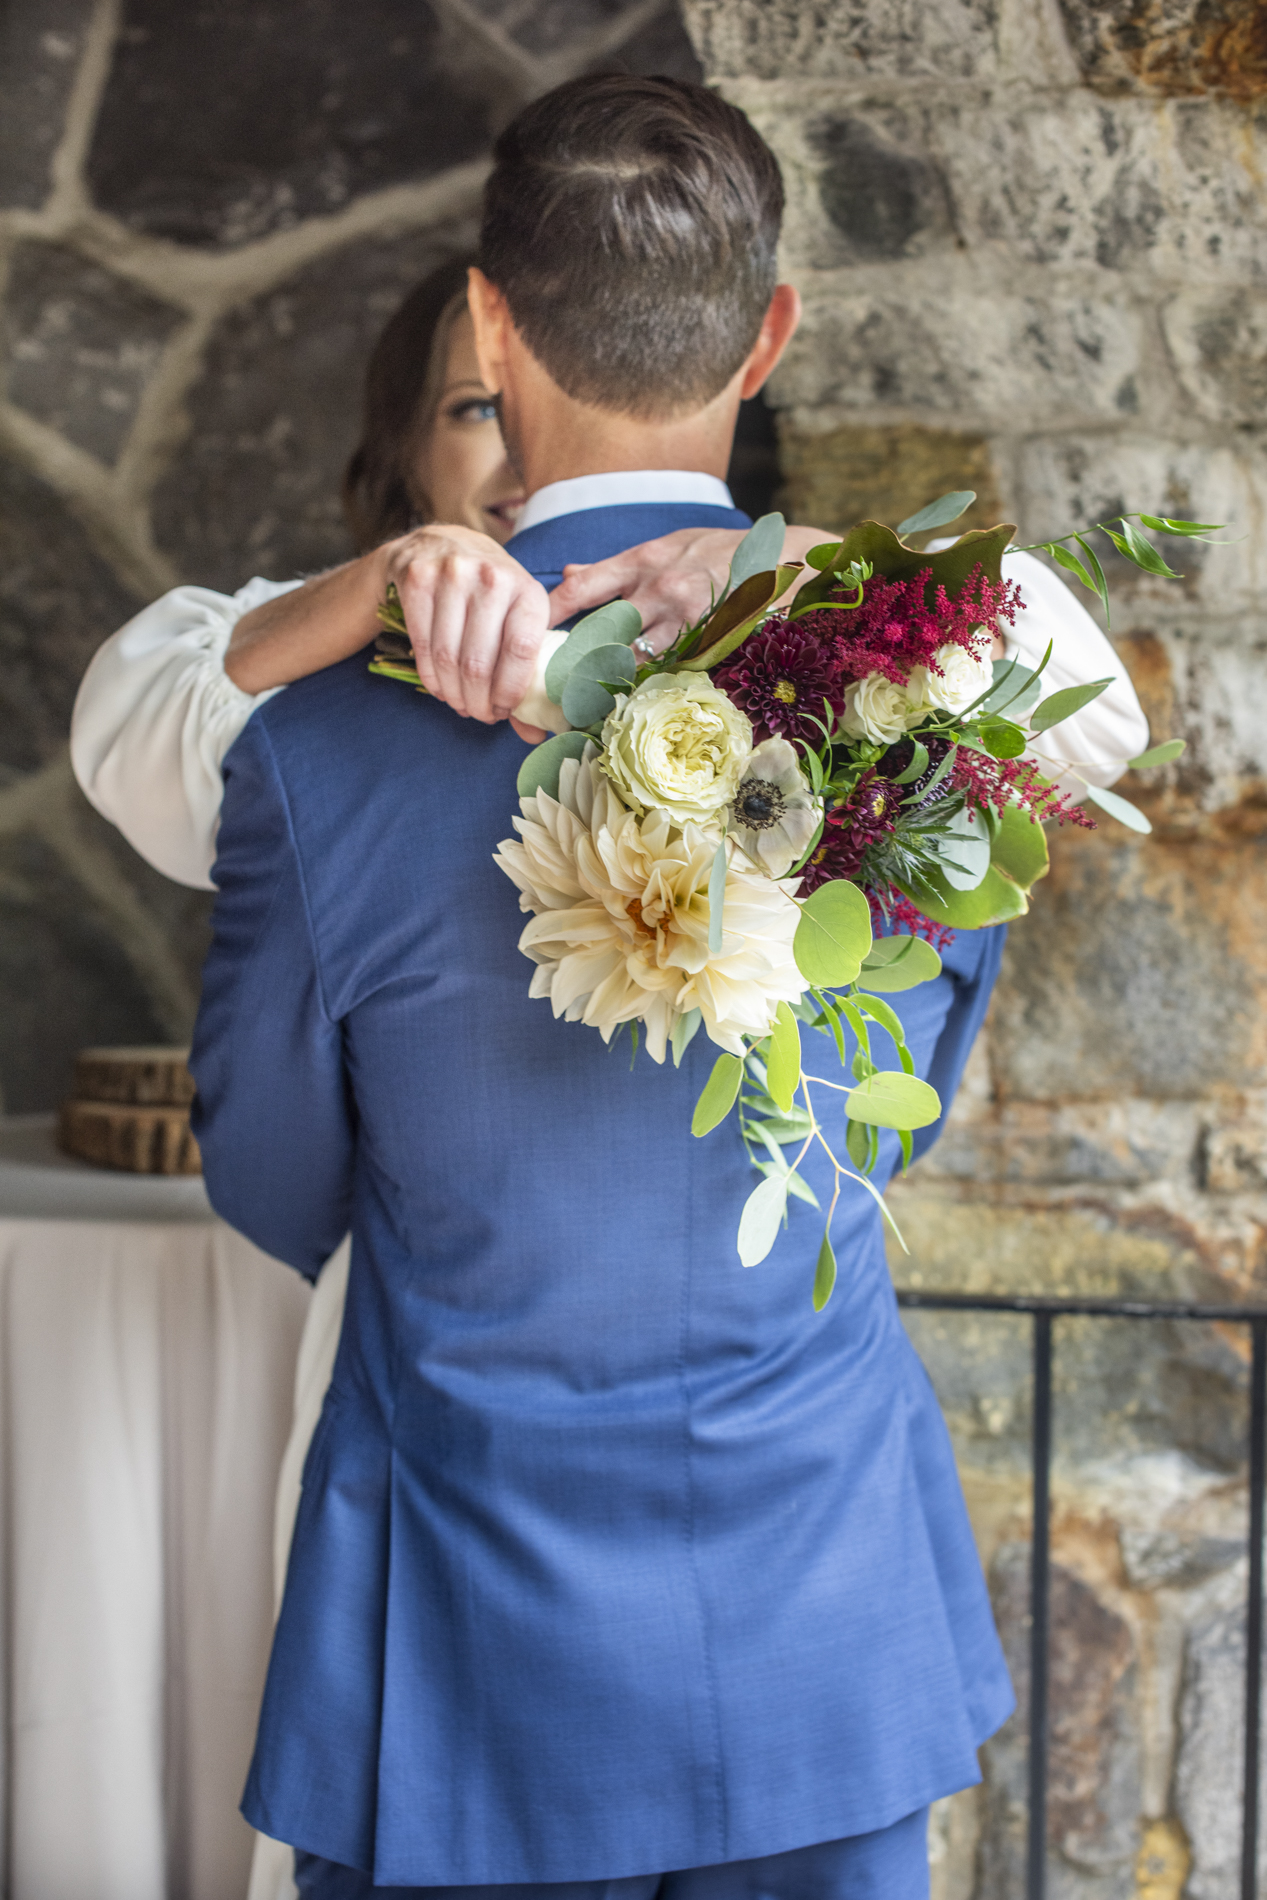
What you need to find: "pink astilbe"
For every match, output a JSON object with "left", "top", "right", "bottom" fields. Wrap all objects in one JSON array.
[
  {"left": 947, "top": 748, "right": 1095, "bottom": 828},
  {"left": 793, "top": 565, "right": 1022, "bottom": 688}
]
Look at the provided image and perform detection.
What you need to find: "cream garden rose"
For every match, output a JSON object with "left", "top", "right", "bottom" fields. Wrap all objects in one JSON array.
[
  {"left": 839, "top": 672, "right": 922, "bottom": 746},
  {"left": 906, "top": 641, "right": 994, "bottom": 717},
  {"left": 599, "top": 673, "right": 753, "bottom": 824}
]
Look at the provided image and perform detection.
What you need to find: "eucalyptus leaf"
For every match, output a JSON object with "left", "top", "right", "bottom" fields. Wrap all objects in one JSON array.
[
  {"left": 845, "top": 1070, "right": 941, "bottom": 1131},
  {"left": 1083, "top": 781, "right": 1152, "bottom": 833},
  {"left": 515, "top": 730, "right": 591, "bottom": 800},
  {"left": 845, "top": 1114, "right": 871, "bottom": 1170},
  {"left": 708, "top": 840, "right": 728, "bottom": 954},
  {"left": 560, "top": 642, "right": 636, "bottom": 728},
  {"left": 1129, "top": 738, "right": 1186, "bottom": 769},
  {"left": 813, "top": 1229, "right": 838, "bottom": 1311},
  {"left": 766, "top": 1001, "right": 802, "bottom": 1112},
  {"left": 543, "top": 601, "right": 643, "bottom": 702},
  {"left": 857, "top": 933, "right": 942, "bottom": 993},
  {"left": 793, "top": 880, "right": 873, "bottom": 987},
  {"left": 927, "top": 804, "right": 992, "bottom": 891},
  {"left": 728, "top": 513, "right": 787, "bottom": 592},
  {"left": 691, "top": 1053, "right": 744, "bottom": 1136},
  {"left": 1029, "top": 678, "right": 1113, "bottom": 733},
  {"left": 737, "top": 1173, "right": 790, "bottom": 1267},
  {"left": 981, "top": 659, "right": 1043, "bottom": 718},
  {"left": 978, "top": 718, "right": 1027, "bottom": 760},
  {"left": 671, "top": 1008, "right": 702, "bottom": 1068},
  {"left": 854, "top": 993, "right": 906, "bottom": 1045},
  {"left": 896, "top": 490, "right": 976, "bottom": 538}
]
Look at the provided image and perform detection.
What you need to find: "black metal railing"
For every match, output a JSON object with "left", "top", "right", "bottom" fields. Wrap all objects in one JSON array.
[{"left": 896, "top": 1291, "right": 1267, "bottom": 1900}]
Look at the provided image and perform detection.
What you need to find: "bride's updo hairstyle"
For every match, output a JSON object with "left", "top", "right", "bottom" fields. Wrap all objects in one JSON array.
[
  {"left": 342, "top": 254, "right": 475, "bottom": 552},
  {"left": 479, "top": 74, "right": 784, "bottom": 420}
]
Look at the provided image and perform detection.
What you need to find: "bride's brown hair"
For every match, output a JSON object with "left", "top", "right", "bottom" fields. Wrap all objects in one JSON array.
[{"left": 341, "top": 254, "right": 475, "bottom": 553}]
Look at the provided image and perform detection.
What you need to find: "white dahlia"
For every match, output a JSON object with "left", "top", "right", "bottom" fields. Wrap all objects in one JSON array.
[{"left": 494, "top": 748, "right": 807, "bottom": 1064}]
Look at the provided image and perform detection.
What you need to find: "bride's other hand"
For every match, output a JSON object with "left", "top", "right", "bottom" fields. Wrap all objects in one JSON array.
[
  {"left": 384, "top": 523, "right": 549, "bottom": 728},
  {"left": 547, "top": 524, "right": 830, "bottom": 655}
]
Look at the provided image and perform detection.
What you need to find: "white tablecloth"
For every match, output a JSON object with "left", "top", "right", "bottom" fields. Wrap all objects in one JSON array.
[{"left": 0, "top": 1117, "right": 310, "bottom": 1900}]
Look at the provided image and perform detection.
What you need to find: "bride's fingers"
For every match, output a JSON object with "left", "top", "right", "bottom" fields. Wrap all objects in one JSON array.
[
  {"left": 419, "top": 560, "right": 474, "bottom": 714},
  {"left": 490, "top": 584, "right": 550, "bottom": 720}
]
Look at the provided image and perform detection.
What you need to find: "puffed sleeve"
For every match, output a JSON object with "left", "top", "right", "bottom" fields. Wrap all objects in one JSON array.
[
  {"left": 189, "top": 712, "right": 355, "bottom": 1279},
  {"left": 998, "top": 549, "right": 1150, "bottom": 790},
  {"left": 70, "top": 576, "right": 301, "bottom": 889}
]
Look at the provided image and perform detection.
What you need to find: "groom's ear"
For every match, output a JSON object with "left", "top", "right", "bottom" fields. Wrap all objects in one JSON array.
[
  {"left": 738, "top": 284, "right": 802, "bottom": 401},
  {"left": 467, "top": 267, "right": 511, "bottom": 397}
]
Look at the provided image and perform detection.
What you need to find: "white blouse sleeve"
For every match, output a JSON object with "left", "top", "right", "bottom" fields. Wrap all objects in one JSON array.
[
  {"left": 70, "top": 577, "right": 301, "bottom": 890},
  {"left": 998, "top": 549, "right": 1149, "bottom": 791}
]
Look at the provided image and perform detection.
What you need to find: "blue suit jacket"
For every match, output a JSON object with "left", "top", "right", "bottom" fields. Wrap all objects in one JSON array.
[{"left": 191, "top": 501, "right": 1013, "bottom": 1886}]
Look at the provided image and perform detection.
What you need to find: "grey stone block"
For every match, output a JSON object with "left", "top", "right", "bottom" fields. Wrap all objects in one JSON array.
[
  {"left": 682, "top": 0, "right": 1003, "bottom": 82},
  {"left": 0, "top": 456, "right": 140, "bottom": 779},
  {"left": 153, "top": 227, "right": 470, "bottom": 591},
  {"left": 1175, "top": 1600, "right": 1267, "bottom": 1898},
  {"left": 1163, "top": 289, "right": 1267, "bottom": 423},
  {"left": 1056, "top": 0, "right": 1267, "bottom": 102},
  {"left": 471, "top": 0, "right": 702, "bottom": 75},
  {"left": 0, "top": 0, "right": 95, "bottom": 211},
  {"left": 773, "top": 292, "right": 1145, "bottom": 425},
  {"left": 808, "top": 109, "right": 956, "bottom": 264},
  {"left": 85, "top": 0, "right": 501, "bottom": 247},
  {"left": 3, "top": 242, "right": 184, "bottom": 466}
]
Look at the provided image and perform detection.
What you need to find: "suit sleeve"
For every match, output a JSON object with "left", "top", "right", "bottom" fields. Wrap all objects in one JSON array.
[{"left": 189, "top": 714, "right": 354, "bottom": 1279}]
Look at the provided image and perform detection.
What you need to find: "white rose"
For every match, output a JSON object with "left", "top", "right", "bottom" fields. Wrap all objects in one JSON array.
[
  {"left": 906, "top": 642, "right": 994, "bottom": 717},
  {"left": 840, "top": 672, "right": 923, "bottom": 746},
  {"left": 600, "top": 673, "right": 753, "bottom": 824}
]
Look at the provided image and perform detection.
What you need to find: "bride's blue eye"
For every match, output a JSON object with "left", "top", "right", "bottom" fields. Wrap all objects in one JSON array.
[{"left": 449, "top": 398, "right": 498, "bottom": 425}]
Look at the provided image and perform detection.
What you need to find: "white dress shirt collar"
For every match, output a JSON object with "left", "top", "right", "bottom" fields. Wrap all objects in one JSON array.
[{"left": 514, "top": 470, "right": 735, "bottom": 535}]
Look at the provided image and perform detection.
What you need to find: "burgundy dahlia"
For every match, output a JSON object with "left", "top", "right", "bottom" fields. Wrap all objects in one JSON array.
[
  {"left": 798, "top": 770, "right": 903, "bottom": 893},
  {"left": 715, "top": 618, "right": 844, "bottom": 743}
]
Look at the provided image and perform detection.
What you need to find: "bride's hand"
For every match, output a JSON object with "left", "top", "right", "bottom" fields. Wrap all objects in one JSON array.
[{"left": 546, "top": 524, "right": 830, "bottom": 655}]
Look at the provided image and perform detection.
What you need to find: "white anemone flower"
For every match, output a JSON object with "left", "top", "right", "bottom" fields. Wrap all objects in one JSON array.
[
  {"left": 729, "top": 737, "right": 823, "bottom": 879},
  {"left": 494, "top": 747, "right": 807, "bottom": 1063}
]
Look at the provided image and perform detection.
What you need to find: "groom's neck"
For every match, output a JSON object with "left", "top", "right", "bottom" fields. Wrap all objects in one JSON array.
[{"left": 501, "top": 336, "right": 742, "bottom": 496}]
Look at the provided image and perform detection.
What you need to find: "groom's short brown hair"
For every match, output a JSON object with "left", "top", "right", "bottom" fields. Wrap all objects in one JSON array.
[{"left": 479, "top": 74, "right": 784, "bottom": 419}]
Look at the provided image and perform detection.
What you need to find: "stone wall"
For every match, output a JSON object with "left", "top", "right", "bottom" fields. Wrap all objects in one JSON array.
[
  {"left": 682, "top": 0, "right": 1267, "bottom": 1892},
  {"left": 3, "top": 1, "right": 1266, "bottom": 1893},
  {"left": 0, "top": 0, "right": 704, "bottom": 1112}
]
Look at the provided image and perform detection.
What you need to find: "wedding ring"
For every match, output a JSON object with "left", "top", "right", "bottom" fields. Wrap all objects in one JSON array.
[{"left": 633, "top": 635, "right": 655, "bottom": 659}]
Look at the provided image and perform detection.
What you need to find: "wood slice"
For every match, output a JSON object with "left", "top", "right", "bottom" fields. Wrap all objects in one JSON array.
[
  {"left": 58, "top": 1100, "right": 202, "bottom": 1176},
  {"left": 73, "top": 1046, "right": 195, "bottom": 1107}
]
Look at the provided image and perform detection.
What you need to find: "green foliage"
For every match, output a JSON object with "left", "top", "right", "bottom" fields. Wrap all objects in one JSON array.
[
  {"left": 988, "top": 800, "right": 1050, "bottom": 893},
  {"left": 544, "top": 601, "right": 643, "bottom": 704},
  {"left": 1130, "top": 739, "right": 1186, "bottom": 769},
  {"left": 766, "top": 1002, "right": 802, "bottom": 1112},
  {"left": 559, "top": 642, "right": 636, "bottom": 728},
  {"left": 845, "top": 1071, "right": 941, "bottom": 1130},
  {"left": 737, "top": 1173, "right": 789, "bottom": 1266},
  {"left": 857, "top": 934, "right": 943, "bottom": 993},
  {"left": 793, "top": 880, "right": 873, "bottom": 986},
  {"left": 671, "top": 1008, "right": 702, "bottom": 1068},
  {"left": 1083, "top": 781, "right": 1152, "bottom": 832},
  {"left": 1030, "top": 678, "right": 1112, "bottom": 732},
  {"left": 727, "top": 513, "right": 788, "bottom": 591},
  {"left": 676, "top": 564, "right": 803, "bottom": 672},
  {"left": 898, "top": 862, "right": 1032, "bottom": 929},
  {"left": 692, "top": 1053, "right": 744, "bottom": 1136},
  {"left": 896, "top": 490, "right": 977, "bottom": 538},
  {"left": 515, "top": 731, "right": 590, "bottom": 800},
  {"left": 813, "top": 1229, "right": 838, "bottom": 1310}
]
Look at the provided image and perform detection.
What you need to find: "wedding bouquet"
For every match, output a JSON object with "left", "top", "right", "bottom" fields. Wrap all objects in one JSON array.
[{"left": 372, "top": 494, "right": 1217, "bottom": 1306}]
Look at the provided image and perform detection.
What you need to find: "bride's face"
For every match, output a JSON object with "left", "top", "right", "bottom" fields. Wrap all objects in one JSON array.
[{"left": 408, "top": 309, "right": 524, "bottom": 543}]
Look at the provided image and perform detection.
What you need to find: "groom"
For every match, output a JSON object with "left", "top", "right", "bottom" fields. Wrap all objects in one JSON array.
[{"left": 192, "top": 75, "right": 1011, "bottom": 1900}]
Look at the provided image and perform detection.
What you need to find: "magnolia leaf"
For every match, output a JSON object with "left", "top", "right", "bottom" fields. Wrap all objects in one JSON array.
[
  {"left": 1083, "top": 781, "right": 1152, "bottom": 833},
  {"left": 543, "top": 601, "right": 643, "bottom": 702},
  {"left": 896, "top": 490, "right": 976, "bottom": 538},
  {"left": 728, "top": 513, "right": 787, "bottom": 592},
  {"left": 671, "top": 1008, "right": 702, "bottom": 1069},
  {"left": 515, "top": 730, "right": 590, "bottom": 800},
  {"left": 737, "top": 1173, "right": 790, "bottom": 1267},
  {"left": 857, "top": 933, "right": 943, "bottom": 993},
  {"left": 989, "top": 800, "right": 1050, "bottom": 892},
  {"left": 1130, "top": 738, "right": 1186, "bottom": 769},
  {"left": 560, "top": 642, "right": 636, "bottom": 728},
  {"left": 897, "top": 863, "right": 1031, "bottom": 929},
  {"left": 813, "top": 1229, "right": 838, "bottom": 1311},
  {"left": 1029, "top": 678, "right": 1113, "bottom": 732},
  {"left": 1103, "top": 517, "right": 1179, "bottom": 579},
  {"left": 692, "top": 1053, "right": 744, "bottom": 1136},
  {"left": 793, "top": 880, "right": 874, "bottom": 987},
  {"left": 707, "top": 840, "right": 727, "bottom": 954},
  {"left": 679, "top": 564, "right": 802, "bottom": 671},
  {"left": 767, "top": 1001, "right": 802, "bottom": 1113},
  {"left": 979, "top": 718, "right": 1027, "bottom": 759},
  {"left": 806, "top": 540, "right": 846, "bottom": 571},
  {"left": 845, "top": 1070, "right": 941, "bottom": 1131},
  {"left": 809, "top": 520, "right": 1015, "bottom": 598}
]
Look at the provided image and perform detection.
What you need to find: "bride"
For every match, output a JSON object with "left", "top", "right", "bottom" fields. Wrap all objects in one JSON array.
[{"left": 71, "top": 252, "right": 1146, "bottom": 1900}]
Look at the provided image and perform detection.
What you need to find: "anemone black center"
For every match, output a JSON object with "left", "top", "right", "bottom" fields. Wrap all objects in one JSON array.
[{"left": 733, "top": 778, "right": 786, "bottom": 830}]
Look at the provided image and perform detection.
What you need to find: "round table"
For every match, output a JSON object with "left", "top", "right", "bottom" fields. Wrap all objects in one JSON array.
[{"left": 0, "top": 1117, "right": 311, "bottom": 1900}]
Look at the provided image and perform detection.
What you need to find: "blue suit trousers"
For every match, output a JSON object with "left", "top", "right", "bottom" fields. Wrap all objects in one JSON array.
[{"left": 293, "top": 1810, "right": 930, "bottom": 1900}]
